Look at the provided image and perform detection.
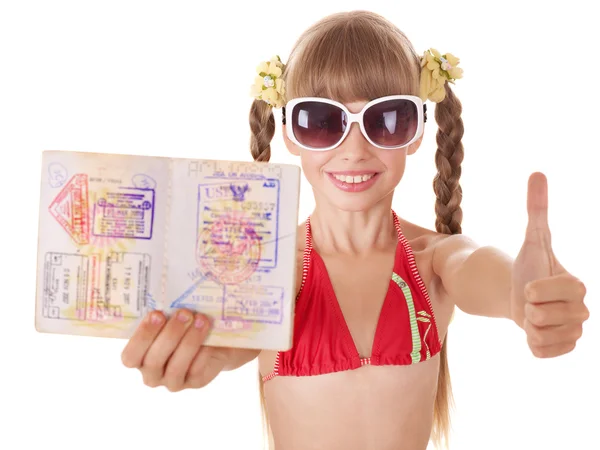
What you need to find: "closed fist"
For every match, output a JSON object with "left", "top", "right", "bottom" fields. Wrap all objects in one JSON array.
[{"left": 523, "top": 274, "right": 589, "bottom": 358}]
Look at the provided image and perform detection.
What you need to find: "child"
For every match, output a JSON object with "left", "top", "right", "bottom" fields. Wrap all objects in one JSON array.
[{"left": 121, "top": 10, "right": 589, "bottom": 450}]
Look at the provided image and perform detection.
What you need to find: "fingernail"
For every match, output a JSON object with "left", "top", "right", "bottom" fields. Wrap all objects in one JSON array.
[
  {"left": 194, "top": 316, "right": 204, "bottom": 329},
  {"left": 150, "top": 313, "right": 163, "bottom": 325},
  {"left": 177, "top": 311, "right": 191, "bottom": 323}
]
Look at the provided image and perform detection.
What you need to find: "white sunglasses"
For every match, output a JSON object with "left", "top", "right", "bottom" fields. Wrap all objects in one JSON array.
[{"left": 283, "top": 95, "right": 426, "bottom": 151}]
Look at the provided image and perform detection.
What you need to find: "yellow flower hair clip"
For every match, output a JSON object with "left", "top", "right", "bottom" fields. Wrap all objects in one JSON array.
[
  {"left": 419, "top": 48, "right": 464, "bottom": 103},
  {"left": 250, "top": 55, "right": 286, "bottom": 108}
]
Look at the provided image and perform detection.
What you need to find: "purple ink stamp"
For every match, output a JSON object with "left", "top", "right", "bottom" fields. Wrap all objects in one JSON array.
[
  {"left": 92, "top": 187, "right": 155, "bottom": 239},
  {"left": 196, "top": 212, "right": 261, "bottom": 285}
]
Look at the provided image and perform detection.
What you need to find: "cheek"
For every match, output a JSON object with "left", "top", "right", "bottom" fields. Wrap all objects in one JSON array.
[
  {"left": 380, "top": 152, "right": 408, "bottom": 175},
  {"left": 299, "top": 151, "right": 330, "bottom": 179}
]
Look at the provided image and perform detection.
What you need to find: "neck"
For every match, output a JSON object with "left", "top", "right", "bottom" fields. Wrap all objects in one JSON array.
[{"left": 309, "top": 195, "right": 397, "bottom": 256}]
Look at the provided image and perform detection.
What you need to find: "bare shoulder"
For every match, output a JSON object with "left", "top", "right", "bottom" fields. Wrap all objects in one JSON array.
[
  {"left": 396, "top": 216, "right": 446, "bottom": 251},
  {"left": 397, "top": 216, "right": 478, "bottom": 264},
  {"left": 395, "top": 216, "right": 479, "bottom": 338}
]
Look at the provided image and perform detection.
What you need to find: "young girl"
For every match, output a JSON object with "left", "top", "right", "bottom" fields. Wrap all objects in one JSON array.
[{"left": 121, "top": 10, "right": 589, "bottom": 450}]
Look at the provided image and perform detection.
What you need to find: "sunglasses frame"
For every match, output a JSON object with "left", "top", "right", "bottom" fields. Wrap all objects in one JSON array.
[{"left": 283, "top": 95, "right": 427, "bottom": 151}]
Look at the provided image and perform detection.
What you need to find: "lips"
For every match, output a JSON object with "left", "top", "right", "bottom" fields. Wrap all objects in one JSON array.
[{"left": 325, "top": 171, "right": 380, "bottom": 192}]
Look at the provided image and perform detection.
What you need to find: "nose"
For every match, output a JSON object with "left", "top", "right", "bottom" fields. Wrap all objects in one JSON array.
[{"left": 338, "top": 122, "right": 371, "bottom": 162}]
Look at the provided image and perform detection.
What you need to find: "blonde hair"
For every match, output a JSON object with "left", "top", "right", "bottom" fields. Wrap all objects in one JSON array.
[{"left": 251, "top": 10, "right": 464, "bottom": 450}]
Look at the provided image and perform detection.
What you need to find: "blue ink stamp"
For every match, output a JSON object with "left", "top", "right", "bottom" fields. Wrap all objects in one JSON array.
[
  {"left": 92, "top": 187, "right": 155, "bottom": 239},
  {"left": 223, "top": 284, "right": 284, "bottom": 324},
  {"left": 146, "top": 292, "right": 157, "bottom": 311},
  {"left": 132, "top": 174, "right": 157, "bottom": 190},
  {"left": 197, "top": 178, "right": 281, "bottom": 272},
  {"left": 48, "top": 162, "right": 68, "bottom": 188},
  {"left": 42, "top": 252, "right": 88, "bottom": 320},
  {"left": 169, "top": 275, "right": 209, "bottom": 309},
  {"left": 169, "top": 280, "right": 225, "bottom": 314},
  {"left": 230, "top": 183, "right": 249, "bottom": 201}
]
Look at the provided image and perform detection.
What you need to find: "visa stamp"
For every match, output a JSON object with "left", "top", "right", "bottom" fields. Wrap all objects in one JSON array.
[
  {"left": 196, "top": 214, "right": 262, "bottom": 285},
  {"left": 170, "top": 279, "right": 224, "bottom": 310},
  {"left": 85, "top": 253, "right": 102, "bottom": 320},
  {"left": 223, "top": 284, "right": 284, "bottom": 324},
  {"left": 93, "top": 187, "right": 155, "bottom": 239},
  {"left": 48, "top": 174, "right": 90, "bottom": 245},
  {"left": 42, "top": 251, "right": 150, "bottom": 323},
  {"left": 197, "top": 177, "right": 281, "bottom": 276},
  {"left": 43, "top": 252, "right": 89, "bottom": 320},
  {"left": 104, "top": 251, "right": 151, "bottom": 319}
]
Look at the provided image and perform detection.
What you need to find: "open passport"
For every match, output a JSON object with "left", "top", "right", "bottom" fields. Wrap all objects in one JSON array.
[{"left": 35, "top": 150, "right": 301, "bottom": 351}]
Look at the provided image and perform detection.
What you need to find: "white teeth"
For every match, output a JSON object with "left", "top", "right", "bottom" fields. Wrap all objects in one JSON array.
[{"left": 333, "top": 174, "right": 374, "bottom": 184}]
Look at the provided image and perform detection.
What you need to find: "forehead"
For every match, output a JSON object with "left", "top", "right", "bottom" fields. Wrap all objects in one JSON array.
[
  {"left": 344, "top": 100, "right": 369, "bottom": 114},
  {"left": 291, "top": 95, "right": 399, "bottom": 114}
]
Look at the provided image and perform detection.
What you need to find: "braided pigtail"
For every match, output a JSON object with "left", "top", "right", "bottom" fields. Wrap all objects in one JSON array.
[
  {"left": 249, "top": 55, "right": 286, "bottom": 163},
  {"left": 249, "top": 99, "right": 276, "bottom": 162},
  {"left": 430, "top": 81, "right": 464, "bottom": 450},
  {"left": 433, "top": 83, "right": 464, "bottom": 235}
]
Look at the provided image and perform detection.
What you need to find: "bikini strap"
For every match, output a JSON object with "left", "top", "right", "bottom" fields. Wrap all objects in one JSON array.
[
  {"left": 391, "top": 210, "right": 440, "bottom": 345},
  {"left": 296, "top": 216, "right": 313, "bottom": 300},
  {"left": 391, "top": 210, "right": 404, "bottom": 241}
]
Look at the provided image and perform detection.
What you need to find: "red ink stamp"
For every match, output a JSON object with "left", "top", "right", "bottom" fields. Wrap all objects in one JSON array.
[
  {"left": 48, "top": 174, "right": 90, "bottom": 245},
  {"left": 197, "top": 214, "right": 261, "bottom": 285}
]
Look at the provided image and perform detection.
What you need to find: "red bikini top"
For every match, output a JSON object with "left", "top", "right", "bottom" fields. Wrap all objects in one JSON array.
[{"left": 262, "top": 211, "right": 442, "bottom": 382}]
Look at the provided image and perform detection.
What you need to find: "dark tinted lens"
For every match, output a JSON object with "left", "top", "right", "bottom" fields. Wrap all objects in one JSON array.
[
  {"left": 363, "top": 99, "right": 418, "bottom": 147},
  {"left": 291, "top": 101, "right": 347, "bottom": 149}
]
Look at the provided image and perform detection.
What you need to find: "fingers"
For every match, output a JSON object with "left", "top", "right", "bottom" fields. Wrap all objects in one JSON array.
[
  {"left": 529, "top": 341, "right": 576, "bottom": 359},
  {"left": 524, "top": 320, "right": 583, "bottom": 348},
  {"left": 523, "top": 273, "right": 589, "bottom": 359},
  {"left": 121, "top": 309, "right": 215, "bottom": 392},
  {"left": 526, "top": 274, "right": 587, "bottom": 304},
  {"left": 121, "top": 310, "right": 167, "bottom": 369},
  {"left": 162, "top": 314, "right": 212, "bottom": 392},
  {"left": 524, "top": 301, "right": 589, "bottom": 327},
  {"left": 140, "top": 309, "right": 197, "bottom": 387}
]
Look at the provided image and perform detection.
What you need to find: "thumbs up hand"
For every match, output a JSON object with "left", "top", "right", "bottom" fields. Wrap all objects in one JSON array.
[{"left": 510, "top": 172, "right": 589, "bottom": 358}]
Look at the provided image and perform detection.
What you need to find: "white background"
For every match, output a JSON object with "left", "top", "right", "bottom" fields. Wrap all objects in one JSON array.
[{"left": 1, "top": 1, "right": 598, "bottom": 449}]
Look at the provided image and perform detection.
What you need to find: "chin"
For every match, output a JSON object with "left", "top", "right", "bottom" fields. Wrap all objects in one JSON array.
[
  {"left": 329, "top": 199, "right": 373, "bottom": 212},
  {"left": 318, "top": 189, "right": 395, "bottom": 212}
]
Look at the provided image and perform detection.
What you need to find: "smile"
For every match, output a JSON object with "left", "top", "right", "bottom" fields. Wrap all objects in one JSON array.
[
  {"left": 331, "top": 173, "right": 374, "bottom": 184},
  {"left": 326, "top": 171, "right": 381, "bottom": 192}
]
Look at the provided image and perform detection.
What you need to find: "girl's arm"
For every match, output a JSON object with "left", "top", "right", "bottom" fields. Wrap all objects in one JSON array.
[
  {"left": 432, "top": 235, "right": 514, "bottom": 321},
  {"left": 431, "top": 173, "right": 588, "bottom": 358},
  {"left": 219, "top": 348, "right": 261, "bottom": 371}
]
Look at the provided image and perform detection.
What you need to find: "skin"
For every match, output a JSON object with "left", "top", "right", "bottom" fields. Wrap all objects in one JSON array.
[{"left": 121, "top": 100, "right": 589, "bottom": 450}]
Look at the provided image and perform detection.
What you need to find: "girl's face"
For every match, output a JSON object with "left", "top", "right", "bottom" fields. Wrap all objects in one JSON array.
[{"left": 283, "top": 99, "right": 424, "bottom": 212}]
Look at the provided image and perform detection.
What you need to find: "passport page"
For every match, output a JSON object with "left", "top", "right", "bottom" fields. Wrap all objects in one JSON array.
[{"left": 35, "top": 150, "right": 301, "bottom": 351}]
